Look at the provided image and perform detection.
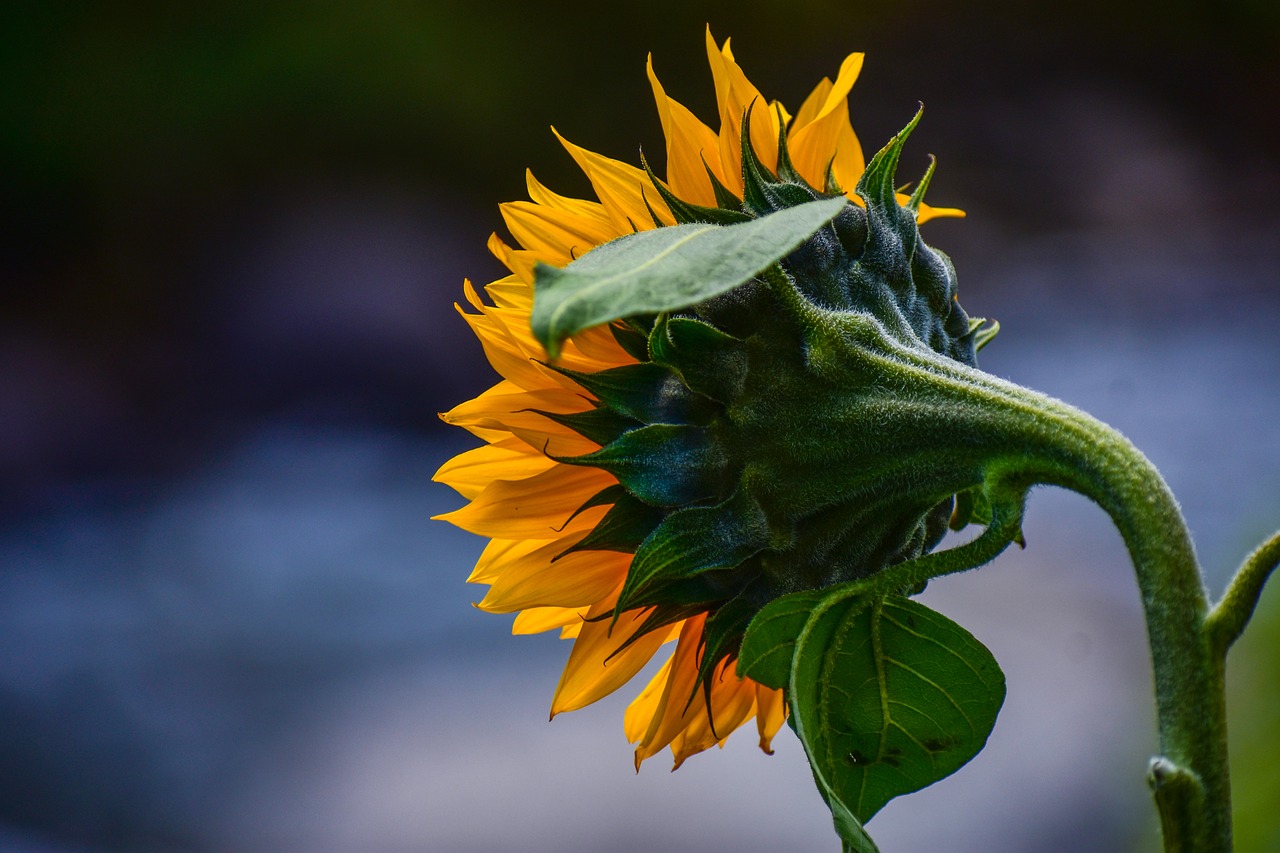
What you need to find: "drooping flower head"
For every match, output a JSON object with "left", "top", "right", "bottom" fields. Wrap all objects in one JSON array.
[{"left": 435, "top": 28, "right": 983, "bottom": 770}]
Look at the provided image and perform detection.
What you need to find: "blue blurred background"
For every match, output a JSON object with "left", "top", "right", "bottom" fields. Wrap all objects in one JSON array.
[{"left": 2, "top": 3, "right": 1278, "bottom": 851}]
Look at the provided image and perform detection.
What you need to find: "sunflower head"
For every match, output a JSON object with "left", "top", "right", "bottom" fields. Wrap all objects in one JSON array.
[
  {"left": 435, "top": 29, "right": 989, "bottom": 770},
  {"left": 538, "top": 102, "right": 988, "bottom": 700}
]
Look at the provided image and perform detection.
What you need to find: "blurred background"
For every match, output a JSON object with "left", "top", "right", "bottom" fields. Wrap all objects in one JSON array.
[{"left": 2, "top": 2, "right": 1278, "bottom": 850}]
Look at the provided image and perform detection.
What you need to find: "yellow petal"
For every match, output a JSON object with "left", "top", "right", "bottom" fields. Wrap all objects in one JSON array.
[
  {"left": 915, "top": 201, "right": 967, "bottom": 224},
  {"left": 440, "top": 384, "right": 589, "bottom": 434},
  {"left": 484, "top": 275, "right": 533, "bottom": 313},
  {"left": 647, "top": 54, "right": 724, "bottom": 206},
  {"left": 554, "top": 129, "right": 672, "bottom": 234},
  {"left": 487, "top": 233, "right": 539, "bottom": 286},
  {"left": 705, "top": 28, "right": 782, "bottom": 188},
  {"left": 477, "top": 539, "right": 632, "bottom": 612},
  {"left": 432, "top": 463, "right": 613, "bottom": 539},
  {"left": 625, "top": 655, "right": 674, "bottom": 746},
  {"left": 500, "top": 200, "right": 618, "bottom": 264},
  {"left": 791, "top": 77, "right": 833, "bottom": 134},
  {"left": 755, "top": 683, "right": 787, "bottom": 754},
  {"left": 433, "top": 438, "right": 556, "bottom": 501},
  {"left": 787, "top": 53, "right": 864, "bottom": 189},
  {"left": 513, "top": 605, "right": 587, "bottom": 635},
  {"left": 631, "top": 615, "right": 705, "bottom": 764},
  {"left": 440, "top": 384, "right": 601, "bottom": 457},
  {"left": 469, "top": 536, "right": 544, "bottom": 584},
  {"left": 465, "top": 278, "right": 619, "bottom": 382},
  {"left": 669, "top": 665, "right": 758, "bottom": 769},
  {"left": 525, "top": 169, "right": 615, "bottom": 226},
  {"left": 567, "top": 324, "right": 636, "bottom": 369},
  {"left": 829, "top": 117, "right": 867, "bottom": 198},
  {"left": 456, "top": 298, "right": 553, "bottom": 392},
  {"left": 551, "top": 604, "right": 670, "bottom": 715}
]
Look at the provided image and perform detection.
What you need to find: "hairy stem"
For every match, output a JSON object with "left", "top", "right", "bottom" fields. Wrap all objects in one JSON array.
[
  {"left": 1206, "top": 529, "right": 1280, "bottom": 657},
  {"left": 968, "top": 371, "right": 1230, "bottom": 851}
]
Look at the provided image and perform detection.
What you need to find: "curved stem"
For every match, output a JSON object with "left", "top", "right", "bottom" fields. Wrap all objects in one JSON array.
[
  {"left": 799, "top": 315, "right": 1242, "bottom": 850},
  {"left": 972, "top": 377, "right": 1230, "bottom": 852},
  {"left": 867, "top": 341, "right": 1232, "bottom": 850}
]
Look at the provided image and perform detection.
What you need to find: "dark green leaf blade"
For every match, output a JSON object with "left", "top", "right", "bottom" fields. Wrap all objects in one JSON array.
[
  {"left": 790, "top": 593, "right": 1005, "bottom": 825},
  {"left": 736, "top": 586, "right": 831, "bottom": 690},
  {"left": 531, "top": 196, "right": 848, "bottom": 357}
]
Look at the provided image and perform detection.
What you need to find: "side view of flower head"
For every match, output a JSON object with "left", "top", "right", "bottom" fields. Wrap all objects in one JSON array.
[
  {"left": 435, "top": 26, "right": 1278, "bottom": 853},
  {"left": 435, "top": 26, "right": 976, "bottom": 772}
]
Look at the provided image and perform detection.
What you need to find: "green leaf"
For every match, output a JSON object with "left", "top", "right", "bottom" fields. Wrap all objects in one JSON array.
[
  {"left": 736, "top": 586, "right": 831, "bottom": 689},
  {"left": 531, "top": 196, "right": 848, "bottom": 357},
  {"left": 790, "top": 593, "right": 1006, "bottom": 826}
]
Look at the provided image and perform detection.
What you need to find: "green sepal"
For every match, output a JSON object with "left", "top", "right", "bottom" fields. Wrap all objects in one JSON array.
[
  {"left": 531, "top": 196, "right": 847, "bottom": 357},
  {"left": 739, "top": 102, "right": 826, "bottom": 218},
  {"left": 702, "top": 155, "right": 743, "bottom": 210},
  {"left": 824, "top": 156, "right": 844, "bottom": 195},
  {"left": 648, "top": 314, "right": 748, "bottom": 404},
  {"left": 856, "top": 105, "right": 921, "bottom": 216},
  {"left": 638, "top": 185, "right": 669, "bottom": 230},
  {"left": 622, "top": 573, "right": 727, "bottom": 612},
  {"left": 566, "top": 424, "right": 729, "bottom": 508},
  {"left": 549, "top": 361, "right": 716, "bottom": 427},
  {"left": 606, "top": 600, "right": 710, "bottom": 660},
  {"left": 736, "top": 586, "right": 834, "bottom": 689},
  {"left": 559, "top": 487, "right": 665, "bottom": 556},
  {"left": 616, "top": 490, "right": 769, "bottom": 615},
  {"left": 640, "top": 152, "right": 751, "bottom": 226},
  {"left": 693, "top": 580, "right": 766, "bottom": 702},
  {"left": 534, "top": 404, "right": 641, "bottom": 447},
  {"left": 773, "top": 110, "right": 808, "bottom": 187},
  {"left": 609, "top": 321, "right": 652, "bottom": 362},
  {"left": 906, "top": 153, "right": 937, "bottom": 213},
  {"left": 968, "top": 317, "right": 1000, "bottom": 352},
  {"left": 791, "top": 592, "right": 1006, "bottom": 824}
]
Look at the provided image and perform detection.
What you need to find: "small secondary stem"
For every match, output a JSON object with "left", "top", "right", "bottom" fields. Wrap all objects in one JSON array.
[{"left": 1206, "top": 530, "right": 1280, "bottom": 656}]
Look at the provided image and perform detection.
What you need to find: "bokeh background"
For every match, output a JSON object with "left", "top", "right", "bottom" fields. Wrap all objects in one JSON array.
[{"left": 3, "top": 2, "right": 1279, "bottom": 851}]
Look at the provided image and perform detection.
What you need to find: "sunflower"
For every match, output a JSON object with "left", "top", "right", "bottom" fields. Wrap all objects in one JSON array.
[{"left": 434, "top": 28, "right": 966, "bottom": 771}]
